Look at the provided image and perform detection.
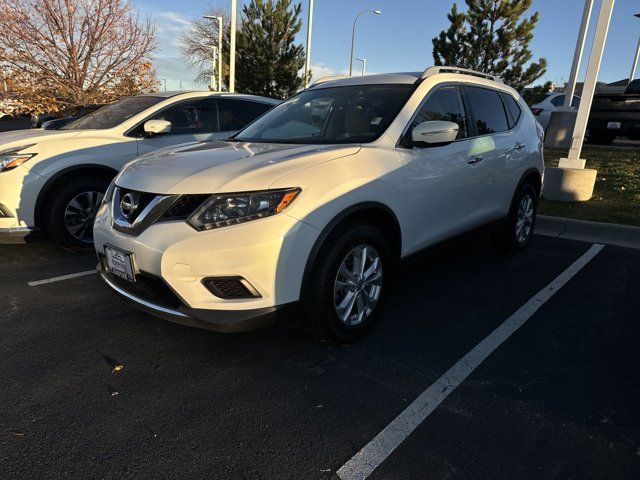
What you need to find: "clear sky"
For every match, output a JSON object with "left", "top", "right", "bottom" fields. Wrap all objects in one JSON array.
[{"left": 137, "top": 0, "right": 640, "bottom": 91}]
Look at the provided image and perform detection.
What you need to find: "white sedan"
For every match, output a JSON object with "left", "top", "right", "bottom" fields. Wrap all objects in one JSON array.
[
  {"left": 0, "top": 91, "right": 278, "bottom": 247},
  {"left": 530, "top": 92, "right": 580, "bottom": 129}
]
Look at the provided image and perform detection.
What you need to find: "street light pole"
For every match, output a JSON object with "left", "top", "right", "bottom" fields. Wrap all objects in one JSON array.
[
  {"left": 349, "top": 10, "right": 381, "bottom": 76},
  {"left": 563, "top": 0, "right": 593, "bottom": 110},
  {"left": 304, "top": 0, "right": 314, "bottom": 88},
  {"left": 229, "top": 0, "right": 237, "bottom": 92},
  {"left": 629, "top": 13, "right": 640, "bottom": 84},
  {"left": 357, "top": 58, "right": 366, "bottom": 76},
  {"left": 204, "top": 15, "right": 223, "bottom": 92}
]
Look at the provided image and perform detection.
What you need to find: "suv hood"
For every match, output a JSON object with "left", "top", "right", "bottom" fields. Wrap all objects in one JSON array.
[
  {"left": 116, "top": 140, "right": 360, "bottom": 194},
  {"left": 0, "top": 128, "right": 82, "bottom": 149}
]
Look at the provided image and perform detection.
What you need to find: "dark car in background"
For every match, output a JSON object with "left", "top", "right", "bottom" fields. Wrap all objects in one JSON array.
[{"left": 587, "top": 79, "right": 640, "bottom": 145}]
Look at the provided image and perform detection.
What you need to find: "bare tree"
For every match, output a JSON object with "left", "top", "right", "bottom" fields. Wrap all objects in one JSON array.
[
  {"left": 179, "top": 2, "right": 231, "bottom": 87},
  {"left": 0, "top": 0, "right": 158, "bottom": 111}
]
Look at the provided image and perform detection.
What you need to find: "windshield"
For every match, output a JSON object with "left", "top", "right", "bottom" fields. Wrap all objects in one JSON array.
[
  {"left": 61, "top": 96, "right": 164, "bottom": 130},
  {"left": 234, "top": 84, "right": 414, "bottom": 144}
]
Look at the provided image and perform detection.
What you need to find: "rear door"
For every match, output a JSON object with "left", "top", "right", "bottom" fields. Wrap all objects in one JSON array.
[{"left": 462, "top": 85, "right": 519, "bottom": 220}]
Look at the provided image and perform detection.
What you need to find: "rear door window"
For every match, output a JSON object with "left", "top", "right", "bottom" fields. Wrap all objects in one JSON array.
[
  {"left": 219, "top": 99, "right": 273, "bottom": 131},
  {"left": 465, "top": 86, "right": 509, "bottom": 135}
]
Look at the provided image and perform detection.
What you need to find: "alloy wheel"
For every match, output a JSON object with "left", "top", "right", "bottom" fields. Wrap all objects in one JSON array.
[
  {"left": 63, "top": 191, "right": 104, "bottom": 243},
  {"left": 515, "top": 193, "right": 535, "bottom": 245},
  {"left": 333, "top": 244, "right": 383, "bottom": 326}
]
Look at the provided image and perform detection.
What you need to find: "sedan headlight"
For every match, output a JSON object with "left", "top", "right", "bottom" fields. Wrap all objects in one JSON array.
[
  {"left": 188, "top": 188, "right": 301, "bottom": 231},
  {"left": 0, "top": 144, "right": 38, "bottom": 172}
]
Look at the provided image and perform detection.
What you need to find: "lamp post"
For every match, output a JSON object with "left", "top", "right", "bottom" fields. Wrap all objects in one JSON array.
[
  {"left": 348, "top": 10, "right": 381, "bottom": 76},
  {"left": 304, "top": 0, "right": 314, "bottom": 88},
  {"left": 356, "top": 58, "right": 366, "bottom": 76},
  {"left": 229, "top": 0, "right": 237, "bottom": 92},
  {"left": 629, "top": 13, "right": 640, "bottom": 84},
  {"left": 203, "top": 15, "right": 223, "bottom": 91}
]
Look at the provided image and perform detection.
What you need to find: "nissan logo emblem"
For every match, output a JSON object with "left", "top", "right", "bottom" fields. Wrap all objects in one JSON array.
[{"left": 120, "top": 192, "right": 140, "bottom": 219}]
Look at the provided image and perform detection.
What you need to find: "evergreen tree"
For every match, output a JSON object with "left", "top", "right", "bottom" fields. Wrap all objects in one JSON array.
[
  {"left": 236, "top": 0, "right": 306, "bottom": 98},
  {"left": 432, "top": 0, "right": 547, "bottom": 90}
]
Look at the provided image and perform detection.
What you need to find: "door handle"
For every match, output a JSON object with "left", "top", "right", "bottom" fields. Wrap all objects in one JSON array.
[
  {"left": 467, "top": 156, "right": 483, "bottom": 165},
  {"left": 514, "top": 142, "right": 525, "bottom": 150}
]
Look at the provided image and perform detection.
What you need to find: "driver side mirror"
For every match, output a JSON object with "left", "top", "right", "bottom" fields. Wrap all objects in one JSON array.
[
  {"left": 410, "top": 120, "right": 459, "bottom": 146},
  {"left": 143, "top": 119, "right": 172, "bottom": 137}
]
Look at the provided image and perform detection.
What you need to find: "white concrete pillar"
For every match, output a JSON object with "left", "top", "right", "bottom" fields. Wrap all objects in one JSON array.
[
  {"left": 560, "top": 0, "right": 615, "bottom": 169},
  {"left": 563, "top": 0, "right": 593, "bottom": 110}
]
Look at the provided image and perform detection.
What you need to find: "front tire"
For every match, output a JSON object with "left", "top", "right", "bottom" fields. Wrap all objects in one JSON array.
[
  {"left": 305, "top": 222, "right": 392, "bottom": 343},
  {"left": 42, "top": 175, "right": 110, "bottom": 248}
]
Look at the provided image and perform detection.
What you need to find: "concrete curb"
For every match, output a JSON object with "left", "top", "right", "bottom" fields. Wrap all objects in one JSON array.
[{"left": 535, "top": 215, "right": 640, "bottom": 250}]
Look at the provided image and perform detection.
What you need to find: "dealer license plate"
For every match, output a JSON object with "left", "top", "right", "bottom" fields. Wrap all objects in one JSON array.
[{"left": 105, "top": 246, "right": 136, "bottom": 283}]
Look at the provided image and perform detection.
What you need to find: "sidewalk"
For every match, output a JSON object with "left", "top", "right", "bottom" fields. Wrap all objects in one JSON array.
[{"left": 535, "top": 215, "right": 640, "bottom": 249}]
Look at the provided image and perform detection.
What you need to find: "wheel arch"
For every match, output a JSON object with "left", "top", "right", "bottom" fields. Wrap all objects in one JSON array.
[
  {"left": 299, "top": 202, "right": 402, "bottom": 301},
  {"left": 34, "top": 164, "right": 118, "bottom": 229},
  {"left": 516, "top": 167, "right": 542, "bottom": 198}
]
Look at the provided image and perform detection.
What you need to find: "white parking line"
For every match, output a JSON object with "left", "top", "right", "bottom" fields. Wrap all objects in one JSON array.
[
  {"left": 28, "top": 269, "right": 97, "bottom": 287},
  {"left": 337, "top": 243, "right": 605, "bottom": 480}
]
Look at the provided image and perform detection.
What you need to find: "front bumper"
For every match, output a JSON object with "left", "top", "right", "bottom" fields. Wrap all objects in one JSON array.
[
  {"left": 93, "top": 201, "right": 320, "bottom": 331},
  {"left": 0, "top": 163, "right": 47, "bottom": 234},
  {"left": 98, "top": 269, "right": 290, "bottom": 332}
]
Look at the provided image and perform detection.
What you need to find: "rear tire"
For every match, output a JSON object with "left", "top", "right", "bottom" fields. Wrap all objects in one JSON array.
[
  {"left": 305, "top": 222, "right": 392, "bottom": 343},
  {"left": 42, "top": 175, "right": 110, "bottom": 249},
  {"left": 496, "top": 183, "right": 538, "bottom": 253}
]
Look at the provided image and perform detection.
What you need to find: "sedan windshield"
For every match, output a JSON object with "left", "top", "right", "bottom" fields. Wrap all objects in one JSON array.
[
  {"left": 234, "top": 84, "right": 414, "bottom": 144},
  {"left": 61, "top": 96, "right": 164, "bottom": 130}
]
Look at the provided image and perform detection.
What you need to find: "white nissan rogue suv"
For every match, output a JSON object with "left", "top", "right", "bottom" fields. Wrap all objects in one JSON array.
[{"left": 94, "top": 67, "right": 544, "bottom": 341}]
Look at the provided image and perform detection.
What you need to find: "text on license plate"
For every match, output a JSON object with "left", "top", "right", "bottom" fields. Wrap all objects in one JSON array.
[{"left": 105, "top": 247, "right": 135, "bottom": 283}]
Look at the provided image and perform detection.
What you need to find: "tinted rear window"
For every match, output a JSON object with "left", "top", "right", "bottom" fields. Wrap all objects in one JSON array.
[
  {"left": 220, "top": 99, "right": 273, "bottom": 131},
  {"left": 465, "top": 86, "right": 509, "bottom": 135}
]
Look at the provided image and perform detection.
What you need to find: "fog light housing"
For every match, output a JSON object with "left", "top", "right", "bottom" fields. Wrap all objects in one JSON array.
[{"left": 202, "top": 277, "right": 261, "bottom": 299}]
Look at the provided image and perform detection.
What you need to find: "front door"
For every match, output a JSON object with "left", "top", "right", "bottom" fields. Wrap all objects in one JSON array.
[
  {"left": 399, "top": 85, "right": 483, "bottom": 253},
  {"left": 136, "top": 98, "right": 229, "bottom": 156}
]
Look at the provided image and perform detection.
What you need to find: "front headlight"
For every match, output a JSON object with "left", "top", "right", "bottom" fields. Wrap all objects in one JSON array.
[
  {"left": 188, "top": 188, "right": 301, "bottom": 231},
  {"left": 0, "top": 144, "right": 38, "bottom": 172},
  {"left": 95, "top": 178, "right": 117, "bottom": 217}
]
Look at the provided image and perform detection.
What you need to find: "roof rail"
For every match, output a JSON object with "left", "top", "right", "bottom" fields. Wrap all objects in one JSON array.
[
  {"left": 421, "top": 66, "right": 503, "bottom": 83},
  {"left": 308, "top": 74, "right": 349, "bottom": 88}
]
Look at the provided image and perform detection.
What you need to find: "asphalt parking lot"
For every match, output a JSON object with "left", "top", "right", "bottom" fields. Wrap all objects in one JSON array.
[{"left": 1, "top": 234, "right": 639, "bottom": 479}]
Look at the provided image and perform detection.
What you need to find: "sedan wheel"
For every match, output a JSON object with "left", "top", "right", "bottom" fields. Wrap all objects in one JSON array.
[{"left": 63, "top": 191, "right": 104, "bottom": 243}]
